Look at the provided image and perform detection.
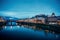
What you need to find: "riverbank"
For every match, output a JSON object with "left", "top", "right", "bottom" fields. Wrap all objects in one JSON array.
[{"left": 17, "top": 22, "right": 60, "bottom": 34}]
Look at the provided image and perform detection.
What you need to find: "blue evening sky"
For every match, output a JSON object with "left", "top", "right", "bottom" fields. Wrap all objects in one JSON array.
[{"left": 0, "top": 0, "right": 60, "bottom": 18}]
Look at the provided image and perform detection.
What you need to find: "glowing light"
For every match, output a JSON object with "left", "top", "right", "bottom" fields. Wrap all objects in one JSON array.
[
  {"left": 5, "top": 26, "right": 7, "bottom": 29},
  {"left": 10, "top": 26, "right": 13, "bottom": 29},
  {"left": 17, "top": 26, "right": 20, "bottom": 28}
]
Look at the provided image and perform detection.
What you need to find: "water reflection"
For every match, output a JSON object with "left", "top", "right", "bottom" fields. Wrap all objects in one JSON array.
[
  {"left": 0, "top": 26, "right": 58, "bottom": 38},
  {"left": 0, "top": 25, "right": 60, "bottom": 39}
]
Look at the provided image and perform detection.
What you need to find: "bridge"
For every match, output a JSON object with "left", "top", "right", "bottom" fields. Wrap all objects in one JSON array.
[{"left": 0, "top": 20, "right": 17, "bottom": 26}]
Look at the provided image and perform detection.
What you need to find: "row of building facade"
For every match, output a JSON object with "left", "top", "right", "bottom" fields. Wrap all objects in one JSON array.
[
  {"left": 1, "top": 13, "right": 60, "bottom": 25},
  {"left": 21, "top": 13, "right": 60, "bottom": 25}
]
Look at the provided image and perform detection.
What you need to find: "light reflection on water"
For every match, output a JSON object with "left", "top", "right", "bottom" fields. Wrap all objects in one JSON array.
[{"left": 0, "top": 26, "right": 60, "bottom": 39}]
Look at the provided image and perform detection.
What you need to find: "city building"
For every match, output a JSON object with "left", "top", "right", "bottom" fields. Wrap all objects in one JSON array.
[
  {"left": 36, "top": 17, "right": 45, "bottom": 24},
  {"left": 47, "top": 13, "right": 57, "bottom": 25},
  {"left": 47, "top": 17, "right": 57, "bottom": 25},
  {"left": 34, "top": 14, "right": 47, "bottom": 24},
  {"left": 0, "top": 16, "right": 6, "bottom": 22},
  {"left": 57, "top": 16, "right": 60, "bottom": 25},
  {"left": 17, "top": 12, "right": 60, "bottom": 25}
]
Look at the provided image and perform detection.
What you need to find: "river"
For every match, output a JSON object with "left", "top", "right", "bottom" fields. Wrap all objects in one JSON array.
[{"left": 0, "top": 25, "right": 60, "bottom": 40}]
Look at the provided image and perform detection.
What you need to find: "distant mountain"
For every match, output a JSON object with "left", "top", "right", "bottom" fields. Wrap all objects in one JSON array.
[{"left": 0, "top": 16, "right": 19, "bottom": 20}]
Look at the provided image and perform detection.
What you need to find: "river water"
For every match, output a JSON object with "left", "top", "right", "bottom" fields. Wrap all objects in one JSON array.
[{"left": 0, "top": 26, "right": 60, "bottom": 40}]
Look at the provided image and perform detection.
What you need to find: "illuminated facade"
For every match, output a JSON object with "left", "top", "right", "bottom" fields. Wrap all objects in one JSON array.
[
  {"left": 57, "top": 20, "right": 60, "bottom": 25},
  {"left": 16, "top": 13, "right": 60, "bottom": 25},
  {"left": 0, "top": 16, "right": 6, "bottom": 22}
]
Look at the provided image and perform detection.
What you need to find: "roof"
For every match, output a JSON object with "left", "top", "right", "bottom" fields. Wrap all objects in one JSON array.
[
  {"left": 35, "top": 14, "right": 47, "bottom": 18},
  {"left": 47, "top": 16, "right": 57, "bottom": 21}
]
